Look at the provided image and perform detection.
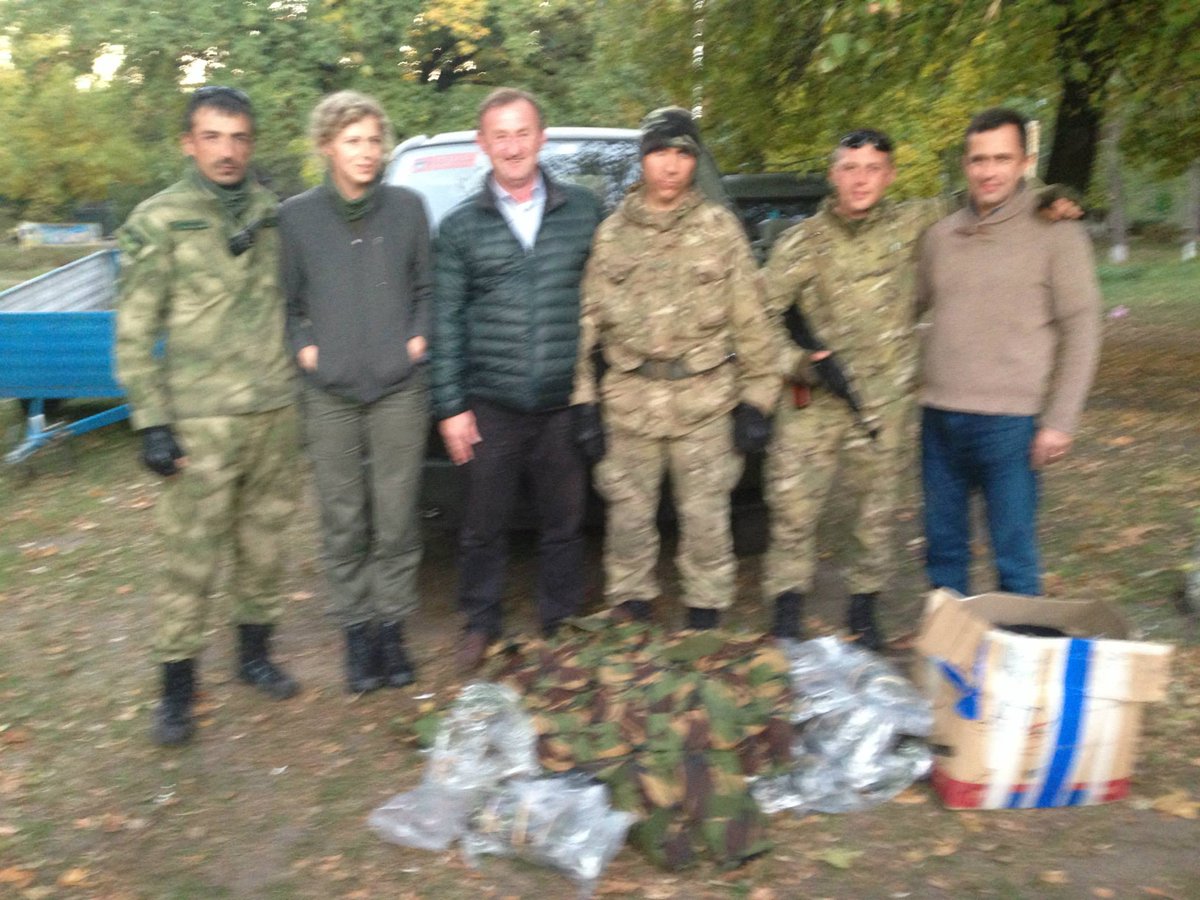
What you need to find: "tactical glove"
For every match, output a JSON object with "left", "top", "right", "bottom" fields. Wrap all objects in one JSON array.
[
  {"left": 571, "top": 403, "right": 606, "bottom": 464},
  {"left": 732, "top": 402, "right": 772, "bottom": 454},
  {"left": 140, "top": 425, "right": 185, "bottom": 477}
]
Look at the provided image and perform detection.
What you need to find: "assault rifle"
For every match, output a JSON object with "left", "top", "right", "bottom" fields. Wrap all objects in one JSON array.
[{"left": 782, "top": 304, "right": 879, "bottom": 443}]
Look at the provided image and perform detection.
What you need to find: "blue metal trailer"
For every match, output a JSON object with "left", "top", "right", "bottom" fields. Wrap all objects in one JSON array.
[{"left": 0, "top": 249, "right": 129, "bottom": 463}]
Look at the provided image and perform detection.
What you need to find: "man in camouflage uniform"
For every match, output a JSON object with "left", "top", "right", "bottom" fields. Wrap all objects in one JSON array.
[
  {"left": 571, "top": 107, "right": 779, "bottom": 629},
  {"left": 116, "top": 87, "right": 300, "bottom": 747},
  {"left": 763, "top": 129, "right": 1080, "bottom": 647}
]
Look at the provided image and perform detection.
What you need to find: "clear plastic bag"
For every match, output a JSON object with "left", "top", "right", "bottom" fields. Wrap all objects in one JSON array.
[
  {"left": 367, "top": 782, "right": 476, "bottom": 851},
  {"left": 426, "top": 682, "right": 539, "bottom": 793},
  {"left": 751, "top": 637, "right": 933, "bottom": 814},
  {"left": 462, "top": 774, "right": 636, "bottom": 893},
  {"left": 370, "top": 682, "right": 539, "bottom": 851}
]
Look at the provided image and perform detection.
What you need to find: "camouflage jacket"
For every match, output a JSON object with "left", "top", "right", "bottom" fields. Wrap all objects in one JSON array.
[
  {"left": 494, "top": 619, "right": 794, "bottom": 870},
  {"left": 116, "top": 174, "right": 293, "bottom": 429},
  {"left": 763, "top": 195, "right": 947, "bottom": 412},
  {"left": 572, "top": 187, "right": 780, "bottom": 438}
]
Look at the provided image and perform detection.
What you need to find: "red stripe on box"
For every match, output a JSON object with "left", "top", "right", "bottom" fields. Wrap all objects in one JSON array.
[{"left": 933, "top": 767, "right": 1133, "bottom": 808}]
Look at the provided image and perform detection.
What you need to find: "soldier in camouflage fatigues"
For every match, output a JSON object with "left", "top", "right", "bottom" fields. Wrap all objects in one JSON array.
[
  {"left": 763, "top": 130, "right": 946, "bottom": 648},
  {"left": 116, "top": 87, "right": 300, "bottom": 747},
  {"left": 572, "top": 108, "right": 779, "bottom": 629}
]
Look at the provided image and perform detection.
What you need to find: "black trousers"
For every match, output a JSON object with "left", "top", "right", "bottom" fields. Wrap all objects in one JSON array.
[{"left": 457, "top": 399, "right": 586, "bottom": 636}]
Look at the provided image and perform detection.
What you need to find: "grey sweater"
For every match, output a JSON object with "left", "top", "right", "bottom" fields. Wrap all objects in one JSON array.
[
  {"left": 917, "top": 184, "right": 1101, "bottom": 434},
  {"left": 280, "top": 183, "right": 432, "bottom": 403}
]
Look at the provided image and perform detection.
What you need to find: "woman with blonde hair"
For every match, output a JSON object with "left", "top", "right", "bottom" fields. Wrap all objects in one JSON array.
[{"left": 280, "top": 90, "right": 432, "bottom": 692}]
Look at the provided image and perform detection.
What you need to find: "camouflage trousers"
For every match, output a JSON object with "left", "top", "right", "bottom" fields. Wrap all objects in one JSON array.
[
  {"left": 594, "top": 414, "right": 743, "bottom": 610},
  {"left": 763, "top": 392, "right": 912, "bottom": 599},
  {"left": 152, "top": 406, "right": 299, "bottom": 662}
]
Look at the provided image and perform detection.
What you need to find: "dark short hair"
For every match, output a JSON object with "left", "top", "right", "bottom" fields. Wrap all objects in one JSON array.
[
  {"left": 964, "top": 107, "right": 1027, "bottom": 152},
  {"left": 831, "top": 128, "right": 894, "bottom": 163},
  {"left": 476, "top": 87, "right": 544, "bottom": 130},
  {"left": 183, "top": 85, "right": 255, "bottom": 134}
]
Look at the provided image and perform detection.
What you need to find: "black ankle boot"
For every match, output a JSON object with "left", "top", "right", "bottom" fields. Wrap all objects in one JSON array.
[
  {"left": 344, "top": 622, "right": 384, "bottom": 693},
  {"left": 770, "top": 590, "right": 805, "bottom": 640},
  {"left": 848, "top": 592, "right": 884, "bottom": 652},
  {"left": 612, "top": 599, "right": 653, "bottom": 623},
  {"left": 153, "top": 659, "right": 196, "bottom": 747},
  {"left": 377, "top": 621, "right": 416, "bottom": 688},
  {"left": 685, "top": 607, "right": 720, "bottom": 630},
  {"left": 237, "top": 624, "right": 300, "bottom": 699}
]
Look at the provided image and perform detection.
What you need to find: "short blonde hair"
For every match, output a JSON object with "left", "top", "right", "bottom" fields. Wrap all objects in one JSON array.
[{"left": 308, "top": 90, "right": 395, "bottom": 152}]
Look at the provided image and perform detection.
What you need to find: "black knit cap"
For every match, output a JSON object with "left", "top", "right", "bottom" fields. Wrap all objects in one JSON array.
[{"left": 639, "top": 106, "right": 702, "bottom": 157}]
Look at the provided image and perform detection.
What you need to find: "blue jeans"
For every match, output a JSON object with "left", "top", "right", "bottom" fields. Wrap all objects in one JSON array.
[{"left": 921, "top": 407, "right": 1041, "bottom": 596}]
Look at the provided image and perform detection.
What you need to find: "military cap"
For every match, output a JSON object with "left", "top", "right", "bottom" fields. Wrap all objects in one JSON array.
[{"left": 640, "top": 106, "right": 702, "bottom": 157}]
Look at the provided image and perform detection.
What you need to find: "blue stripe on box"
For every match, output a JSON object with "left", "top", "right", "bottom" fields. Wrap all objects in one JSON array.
[{"left": 1035, "top": 638, "right": 1091, "bottom": 808}]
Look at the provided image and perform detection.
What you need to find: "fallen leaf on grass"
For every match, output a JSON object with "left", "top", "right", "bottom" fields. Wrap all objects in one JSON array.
[
  {"left": 1105, "top": 435, "right": 1136, "bottom": 448},
  {"left": 597, "top": 880, "right": 642, "bottom": 895},
  {"left": 748, "top": 888, "right": 778, "bottom": 900},
  {"left": 57, "top": 868, "right": 90, "bottom": 887},
  {"left": 0, "top": 823, "right": 19, "bottom": 836},
  {"left": 891, "top": 787, "right": 928, "bottom": 805},
  {"left": 19, "top": 545, "right": 59, "bottom": 560},
  {"left": 931, "top": 838, "right": 959, "bottom": 856},
  {"left": 116, "top": 585, "right": 133, "bottom": 595},
  {"left": 1151, "top": 791, "right": 1198, "bottom": 819},
  {"left": 812, "top": 848, "right": 863, "bottom": 869},
  {"left": 1, "top": 727, "right": 31, "bottom": 745},
  {"left": 1092, "top": 889, "right": 1116, "bottom": 898},
  {"left": 0, "top": 868, "right": 36, "bottom": 889},
  {"left": 1040, "top": 870, "right": 1069, "bottom": 885}
]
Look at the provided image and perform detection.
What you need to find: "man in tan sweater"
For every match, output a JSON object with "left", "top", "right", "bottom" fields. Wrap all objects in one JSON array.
[{"left": 917, "top": 107, "right": 1101, "bottom": 596}]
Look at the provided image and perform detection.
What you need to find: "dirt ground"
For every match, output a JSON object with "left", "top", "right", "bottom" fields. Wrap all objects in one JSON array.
[{"left": 2, "top": 251, "right": 1199, "bottom": 899}]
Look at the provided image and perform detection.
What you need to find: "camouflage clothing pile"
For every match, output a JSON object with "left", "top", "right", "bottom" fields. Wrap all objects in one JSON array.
[{"left": 492, "top": 617, "right": 794, "bottom": 870}]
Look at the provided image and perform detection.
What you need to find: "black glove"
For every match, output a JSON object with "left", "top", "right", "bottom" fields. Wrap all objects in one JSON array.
[
  {"left": 571, "top": 403, "right": 606, "bottom": 464},
  {"left": 140, "top": 425, "right": 185, "bottom": 477},
  {"left": 732, "top": 402, "right": 772, "bottom": 454}
]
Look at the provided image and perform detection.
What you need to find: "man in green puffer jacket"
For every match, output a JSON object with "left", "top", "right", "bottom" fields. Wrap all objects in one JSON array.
[{"left": 430, "top": 88, "right": 603, "bottom": 671}]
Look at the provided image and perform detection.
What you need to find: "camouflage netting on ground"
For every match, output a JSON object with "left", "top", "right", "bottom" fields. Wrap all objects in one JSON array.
[{"left": 490, "top": 616, "right": 795, "bottom": 870}]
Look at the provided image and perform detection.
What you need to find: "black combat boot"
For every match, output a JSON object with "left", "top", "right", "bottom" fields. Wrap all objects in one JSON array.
[
  {"left": 848, "top": 592, "right": 884, "bottom": 652},
  {"left": 152, "top": 659, "right": 196, "bottom": 747},
  {"left": 344, "top": 622, "right": 384, "bottom": 693},
  {"left": 236, "top": 623, "right": 300, "bottom": 699},
  {"left": 685, "top": 607, "right": 720, "bottom": 630},
  {"left": 611, "top": 599, "right": 653, "bottom": 624},
  {"left": 377, "top": 621, "right": 416, "bottom": 689},
  {"left": 770, "top": 590, "right": 805, "bottom": 640}
]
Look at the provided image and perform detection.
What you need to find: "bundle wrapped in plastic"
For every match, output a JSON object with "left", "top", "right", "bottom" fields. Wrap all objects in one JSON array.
[
  {"left": 369, "top": 683, "right": 539, "bottom": 850},
  {"left": 462, "top": 774, "right": 636, "bottom": 893},
  {"left": 750, "top": 637, "right": 933, "bottom": 814}
]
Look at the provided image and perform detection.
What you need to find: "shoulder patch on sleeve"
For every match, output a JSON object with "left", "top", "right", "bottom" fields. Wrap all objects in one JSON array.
[{"left": 168, "top": 219, "right": 211, "bottom": 231}]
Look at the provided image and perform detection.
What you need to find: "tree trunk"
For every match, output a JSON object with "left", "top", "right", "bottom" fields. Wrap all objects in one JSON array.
[
  {"left": 1042, "top": 1, "right": 1124, "bottom": 195},
  {"left": 1103, "top": 118, "right": 1128, "bottom": 264},
  {"left": 1184, "top": 160, "right": 1199, "bottom": 262},
  {"left": 1044, "top": 76, "right": 1103, "bottom": 196}
]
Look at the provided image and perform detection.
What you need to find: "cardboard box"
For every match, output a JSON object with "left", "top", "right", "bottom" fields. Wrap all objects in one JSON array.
[{"left": 917, "top": 590, "right": 1173, "bottom": 810}]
